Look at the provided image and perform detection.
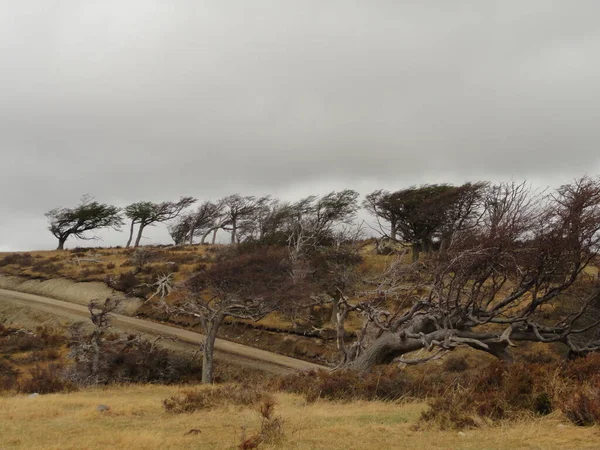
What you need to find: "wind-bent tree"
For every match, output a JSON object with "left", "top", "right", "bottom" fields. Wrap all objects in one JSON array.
[
  {"left": 167, "top": 218, "right": 191, "bottom": 245},
  {"left": 186, "top": 201, "right": 223, "bottom": 245},
  {"left": 335, "top": 178, "right": 600, "bottom": 372},
  {"left": 365, "top": 183, "right": 486, "bottom": 261},
  {"left": 45, "top": 196, "right": 123, "bottom": 250},
  {"left": 195, "top": 195, "right": 260, "bottom": 245},
  {"left": 168, "top": 201, "right": 223, "bottom": 245},
  {"left": 124, "top": 197, "right": 196, "bottom": 247},
  {"left": 288, "top": 190, "right": 359, "bottom": 242},
  {"left": 364, "top": 190, "right": 401, "bottom": 241},
  {"left": 166, "top": 248, "right": 301, "bottom": 383},
  {"left": 236, "top": 196, "right": 295, "bottom": 243},
  {"left": 218, "top": 194, "right": 262, "bottom": 244}
]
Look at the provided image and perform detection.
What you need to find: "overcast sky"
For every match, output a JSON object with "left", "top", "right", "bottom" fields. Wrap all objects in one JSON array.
[{"left": 1, "top": 1, "right": 599, "bottom": 251}]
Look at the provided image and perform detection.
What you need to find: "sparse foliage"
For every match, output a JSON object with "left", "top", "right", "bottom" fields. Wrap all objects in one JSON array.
[
  {"left": 161, "top": 247, "right": 303, "bottom": 383},
  {"left": 124, "top": 196, "right": 196, "bottom": 247},
  {"left": 45, "top": 195, "right": 123, "bottom": 250},
  {"left": 336, "top": 177, "right": 600, "bottom": 372}
]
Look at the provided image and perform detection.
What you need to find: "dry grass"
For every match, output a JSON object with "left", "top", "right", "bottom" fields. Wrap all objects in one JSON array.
[
  {"left": 0, "top": 246, "right": 215, "bottom": 284},
  {"left": 1, "top": 384, "right": 599, "bottom": 450}
]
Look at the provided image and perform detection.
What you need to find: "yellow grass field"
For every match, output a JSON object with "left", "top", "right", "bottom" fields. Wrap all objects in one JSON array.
[{"left": 1, "top": 385, "right": 599, "bottom": 450}]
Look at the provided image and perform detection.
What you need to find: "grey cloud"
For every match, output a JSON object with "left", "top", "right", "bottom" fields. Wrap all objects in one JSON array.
[{"left": 1, "top": 1, "right": 600, "bottom": 250}]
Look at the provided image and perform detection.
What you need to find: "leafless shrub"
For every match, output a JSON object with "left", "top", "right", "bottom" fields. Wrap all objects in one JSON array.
[
  {"left": 105, "top": 271, "right": 139, "bottom": 294},
  {"left": 419, "top": 362, "right": 554, "bottom": 429},
  {"left": 17, "top": 364, "right": 76, "bottom": 394},
  {"left": 443, "top": 355, "right": 469, "bottom": 372},
  {"left": 239, "top": 398, "right": 285, "bottom": 449},
  {"left": 275, "top": 367, "right": 414, "bottom": 403},
  {"left": 163, "top": 384, "right": 272, "bottom": 413},
  {"left": 0, "top": 253, "right": 34, "bottom": 267},
  {"left": 0, "top": 359, "right": 19, "bottom": 392},
  {"left": 562, "top": 385, "right": 600, "bottom": 426}
]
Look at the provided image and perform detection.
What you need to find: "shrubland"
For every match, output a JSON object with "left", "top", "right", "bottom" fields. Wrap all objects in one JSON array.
[{"left": 2, "top": 178, "right": 600, "bottom": 448}]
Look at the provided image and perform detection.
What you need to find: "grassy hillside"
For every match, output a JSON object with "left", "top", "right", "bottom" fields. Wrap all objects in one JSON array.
[
  {"left": 0, "top": 245, "right": 214, "bottom": 286},
  {"left": 1, "top": 243, "right": 596, "bottom": 366},
  {"left": 1, "top": 384, "right": 598, "bottom": 450}
]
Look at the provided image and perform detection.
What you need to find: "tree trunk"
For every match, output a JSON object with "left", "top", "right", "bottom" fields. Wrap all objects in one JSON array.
[
  {"left": 230, "top": 218, "right": 237, "bottom": 244},
  {"left": 200, "top": 226, "right": 220, "bottom": 244},
  {"left": 189, "top": 224, "right": 195, "bottom": 246},
  {"left": 91, "top": 331, "right": 101, "bottom": 380},
  {"left": 57, "top": 235, "right": 67, "bottom": 250},
  {"left": 330, "top": 296, "right": 339, "bottom": 325},
  {"left": 411, "top": 242, "right": 421, "bottom": 262},
  {"left": 202, "top": 337, "right": 215, "bottom": 384},
  {"left": 126, "top": 220, "right": 136, "bottom": 248},
  {"left": 134, "top": 223, "right": 146, "bottom": 247},
  {"left": 201, "top": 321, "right": 221, "bottom": 384},
  {"left": 345, "top": 329, "right": 514, "bottom": 373},
  {"left": 347, "top": 333, "right": 420, "bottom": 372},
  {"left": 390, "top": 220, "right": 397, "bottom": 241},
  {"left": 201, "top": 228, "right": 211, "bottom": 245}
]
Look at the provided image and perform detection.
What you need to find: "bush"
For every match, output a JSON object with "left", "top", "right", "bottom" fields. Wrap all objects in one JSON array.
[
  {"left": 147, "top": 263, "right": 180, "bottom": 276},
  {"left": 0, "top": 359, "right": 19, "bottom": 392},
  {"left": 419, "top": 389, "right": 481, "bottom": 430},
  {"left": 521, "top": 349, "right": 557, "bottom": 365},
  {"left": 563, "top": 352, "right": 600, "bottom": 383},
  {"left": 443, "top": 355, "right": 469, "bottom": 372},
  {"left": 31, "top": 260, "right": 64, "bottom": 275},
  {"left": 166, "top": 252, "right": 199, "bottom": 265},
  {"left": 419, "top": 361, "right": 554, "bottom": 429},
  {"left": 69, "top": 247, "right": 89, "bottom": 254},
  {"left": 239, "top": 398, "right": 285, "bottom": 449},
  {"left": 16, "top": 348, "right": 61, "bottom": 365},
  {"left": 105, "top": 272, "right": 139, "bottom": 294},
  {"left": 163, "top": 384, "right": 272, "bottom": 413},
  {"left": 66, "top": 333, "right": 203, "bottom": 385},
  {"left": 562, "top": 385, "right": 600, "bottom": 426},
  {"left": 275, "top": 367, "right": 413, "bottom": 403},
  {"left": 0, "top": 253, "right": 34, "bottom": 267},
  {"left": 17, "top": 364, "right": 75, "bottom": 394},
  {"left": 0, "top": 326, "right": 65, "bottom": 353}
]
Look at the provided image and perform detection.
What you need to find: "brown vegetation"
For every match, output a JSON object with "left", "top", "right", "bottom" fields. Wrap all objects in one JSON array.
[{"left": 163, "top": 384, "right": 272, "bottom": 413}]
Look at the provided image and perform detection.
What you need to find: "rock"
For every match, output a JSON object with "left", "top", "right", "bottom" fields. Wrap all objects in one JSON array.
[{"left": 96, "top": 404, "right": 111, "bottom": 412}]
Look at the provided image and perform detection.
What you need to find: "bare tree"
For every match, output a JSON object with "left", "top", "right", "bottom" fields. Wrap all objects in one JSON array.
[
  {"left": 124, "top": 196, "right": 196, "bottom": 247},
  {"left": 335, "top": 178, "right": 600, "bottom": 372},
  {"left": 45, "top": 195, "right": 123, "bottom": 250},
  {"left": 162, "top": 248, "right": 301, "bottom": 383},
  {"left": 66, "top": 297, "right": 122, "bottom": 383}
]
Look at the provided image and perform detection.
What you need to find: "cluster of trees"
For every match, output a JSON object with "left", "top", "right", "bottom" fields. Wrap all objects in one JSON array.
[
  {"left": 45, "top": 178, "right": 600, "bottom": 383},
  {"left": 45, "top": 182, "right": 488, "bottom": 253},
  {"left": 45, "top": 190, "right": 360, "bottom": 250},
  {"left": 46, "top": 195, "right": 196, "bottom": 250},
  {"left": 337, "top": 178, "right": 600, "bottom": 372}
]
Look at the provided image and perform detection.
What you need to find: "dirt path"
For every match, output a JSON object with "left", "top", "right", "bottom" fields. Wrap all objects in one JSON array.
[{"left": 0, "top": 288, "right": 326, "bottom": 375}]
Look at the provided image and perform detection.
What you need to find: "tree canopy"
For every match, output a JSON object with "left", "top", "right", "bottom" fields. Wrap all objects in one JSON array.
[
  {"left": 124, "top": 196, "right": 196, "bottom": 247},
  {"left": 45, "top": 195, "right": 123, "bottom": 250}
]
